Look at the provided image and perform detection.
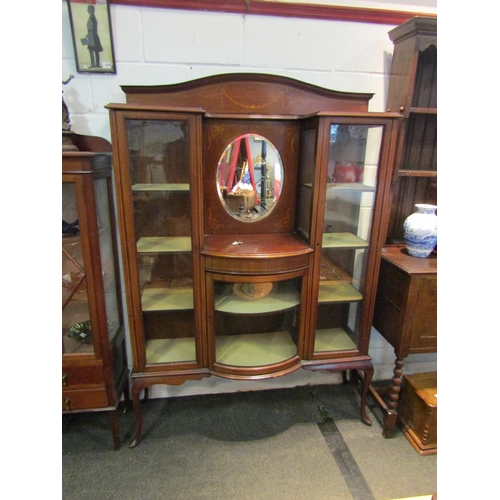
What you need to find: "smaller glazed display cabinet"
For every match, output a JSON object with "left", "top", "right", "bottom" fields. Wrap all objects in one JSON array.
[
  {"left": 107, "top": 73, "right": 400, "bottom": 447},
  {"left": 62, "top": 135, "right": 129, "bottom": 450}
]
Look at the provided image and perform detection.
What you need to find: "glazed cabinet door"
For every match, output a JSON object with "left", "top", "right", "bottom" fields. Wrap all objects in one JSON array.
[
  {"left": 109, "top": 111, "right": 204, "bottom": 371},
  {"left": 206, "top": 270, "right": 307, "bottom": 377},
  {"left": 63, "top": 177, "right": 98, "bottom": 357},
  {"left": 62, "top": 168, "right": 122, "bottom": 361},
  {"left": 298, "top": 117, "right": 396, "bottom": 359}
]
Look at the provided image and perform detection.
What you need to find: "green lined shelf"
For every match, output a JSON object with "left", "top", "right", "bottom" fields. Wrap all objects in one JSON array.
[
  {"left": 137, "top": 236, "right": 191, "bottom": 254},
  {"left": 322, "top": 233, "right": 368, "bottom": 249},
  {"left": 318, "top": 282, "right": 362, "bottom": 303},
  {"left": 132, "top": 183, "right": 190, "bottom": 192},
  {"left": 314, "top": 328, "right": 357, "bottom": 352},
  {"left": 215, "top": 281, "right": 300, "bottom": 314},
  {"left": 216, "top": 331, "right": 297, "bottom": 367},
  {"left": 326, "top": 182, "right": 375, "bottom": 191},
  {"left": 142, "top": 287, "right": 194, "bottom": 312},
  {"left": 145, "top": 338, "right": 196, "bottom": 364}
]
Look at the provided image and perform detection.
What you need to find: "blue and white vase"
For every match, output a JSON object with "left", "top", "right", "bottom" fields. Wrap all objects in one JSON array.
[{"left": 403, "top": 204, "right": 437, "bottom": 258}]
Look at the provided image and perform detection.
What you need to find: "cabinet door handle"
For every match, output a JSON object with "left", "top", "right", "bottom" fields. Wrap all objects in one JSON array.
[
  {"left": 65, "top": 398, "right": 71, "bottom": 411},
  {"left": 62, "top": 373, "right": 67, "bottom": 386}
]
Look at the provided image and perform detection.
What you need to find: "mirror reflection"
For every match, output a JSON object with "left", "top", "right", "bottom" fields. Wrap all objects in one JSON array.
[{"left": 217, "top": 134, "right": 283, "bottom": 222}]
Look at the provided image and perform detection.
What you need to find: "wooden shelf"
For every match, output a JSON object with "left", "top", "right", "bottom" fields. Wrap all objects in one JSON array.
[
  {"left": 142, "top": 287, "right": 194, "bottom": 312},
  {"left": 132, "top": 183, "right": 190, "bottom": 192},
  {"left": 314, "top": 328, "right": 357, "bottom": 352},
  {"left": 216, "top": 331, "right": 297, "bottom": 367},
  {"left": 397, "top": 170, "right": 437, "bottom": 177},
  {"left": 145, "top": 337, "right": 197, "bottom": 364},
  {"left": 137, "top": 236, "right": 191, "bottom": 254},
  {"left": 322, "top": 233, "right": 369, "bottom": 249},
  {"left": 409, "top": 107, "right": 437, "bottom": 114},
  {"left": 215, "top": 281, "right": 300, "bottom": 314},
  {"left": 318, "top": 282, "right": 362, "bottom": 303}
]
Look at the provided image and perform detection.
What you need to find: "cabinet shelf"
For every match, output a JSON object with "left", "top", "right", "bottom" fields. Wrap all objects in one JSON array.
[
  {"left": 145, "top": 337, "right": 196, "bottom": 364},
  {"left": 318, "top": 282, "right": 362, "bottom": 303},
  {"left": 215, "top": 281, "right": 300, "bottom": 314},
  {"left": 142, "top": 287, "right": 194, "bottom": 312},
  {"left": 398, "top": 170, "right": 437, "bottom": 177},
  {"left": 136, "top": 236, "right": 192, "bottom": 254},
  {"left": 132, "top": 183, "right": 190, "bottom": 192},
  {"left": 216, "top": 331, "right": 297, "bottom": 367},
  {"left": 409, "top": 107, "right": 437, "bottom": 115},
  {"left": 326, "top": 183, "right": 375, "bottom": 192},
  {"left": 322, "top": 233, "right": 369, "bottom": 249},
  {"left": 314, "top": 328, "right": 357, "bottom": 352}
]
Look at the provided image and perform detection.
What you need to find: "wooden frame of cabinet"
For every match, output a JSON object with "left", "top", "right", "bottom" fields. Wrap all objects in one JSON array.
[
  {"left": 62, "top": 136, "right": 129, "bottom": 450},
  {"left": 107, "top": 73, "right": 400, "bottom": 447}
]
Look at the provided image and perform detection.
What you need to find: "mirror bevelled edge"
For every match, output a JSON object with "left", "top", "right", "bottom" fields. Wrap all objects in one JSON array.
[{"left": 217, "top": 133, "right": 283, "bottom": 222}]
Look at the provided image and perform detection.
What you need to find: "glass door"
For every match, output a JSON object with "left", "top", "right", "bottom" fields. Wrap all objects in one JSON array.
[
  {"left": 123, "top": 116, "right": 199, "bottom": 367},
  {"left": 207, "top": 272, "right": 304, "bottom": 375},
  {"left": 62, "top": 181, "right": 94, "bottom": 355},
  {"left": 299, "top": 118, "right": 392, "bottom": 358}
]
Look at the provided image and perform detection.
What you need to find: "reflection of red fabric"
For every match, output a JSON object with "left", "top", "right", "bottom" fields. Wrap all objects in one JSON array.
[
  {"left": 274, "top": 179, "right": 281, "bottom": 199},
  {"left": 334, "top": 162, "right": 363, "bottom": 183}
]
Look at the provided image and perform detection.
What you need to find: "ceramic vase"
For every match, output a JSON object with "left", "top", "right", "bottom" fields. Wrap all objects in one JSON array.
[{"left": 403, "top": 204, "right": 437, "bottom": 258}]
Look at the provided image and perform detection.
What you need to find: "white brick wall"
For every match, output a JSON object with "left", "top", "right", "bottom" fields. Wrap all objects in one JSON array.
[{"left": 62, "top": 1, "right": 437, "bottom": 398}]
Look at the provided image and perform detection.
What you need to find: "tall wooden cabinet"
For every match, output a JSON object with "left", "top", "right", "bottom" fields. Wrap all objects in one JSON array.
[
  {"left": 370, "top": 16, "right": 437, "bottom": 439},
  {"left": 62, "top": 137, "right": 129, "bottom": 450},
  {"left": 385, "top": 16, "right": 437, "bottom": 242},
  {"left": 107, "top": 73, "right": 399, "bottom": 447}
]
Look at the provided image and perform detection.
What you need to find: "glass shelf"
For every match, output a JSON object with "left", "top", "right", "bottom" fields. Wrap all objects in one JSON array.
[{"left": 136, "top": 236, "right": 192, "bottom": 254}]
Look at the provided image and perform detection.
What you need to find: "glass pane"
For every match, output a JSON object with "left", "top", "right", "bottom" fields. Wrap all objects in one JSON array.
[
  {"left": 62, "top": 183, "right": 94, "bottom": 355},
  {"left": 94, "top": 178, "right": 120, "bottom": 342},
  {"left": 213, "top": 277, "right": 301, "bottom": 367},
  {"left": 314, "top": 124, "right": 383, "bottom": 354},
  {"left": 127, "top": 119, "right": 196, "bottom": 364},
  {"left": 296, "top": 124, "right": 318, "bottom": 241}
]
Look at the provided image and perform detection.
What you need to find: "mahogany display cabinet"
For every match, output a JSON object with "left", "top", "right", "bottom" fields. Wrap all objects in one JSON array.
[
  {"left": 62, "top": 137, "right": 129, "bottom": 450},
  {"left": 106, "top": 73, "right": 400, "bottom": 447}
]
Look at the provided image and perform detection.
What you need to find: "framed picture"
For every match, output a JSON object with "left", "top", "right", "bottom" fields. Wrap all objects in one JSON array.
[{"left": 66, "top": 0, "right": 116, "bottom": 74}]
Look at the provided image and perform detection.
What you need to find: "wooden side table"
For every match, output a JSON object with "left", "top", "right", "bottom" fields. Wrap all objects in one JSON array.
[{"left": 370, "top": 245, "right": 437, "bottom": 437}]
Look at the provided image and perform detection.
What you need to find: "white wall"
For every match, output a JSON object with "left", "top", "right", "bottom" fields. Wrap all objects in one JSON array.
[{"left": 61, "top": 1, "right": 437, "bottom": 398}]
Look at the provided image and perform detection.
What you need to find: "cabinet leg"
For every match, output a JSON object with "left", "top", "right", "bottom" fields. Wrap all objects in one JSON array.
[
  {"left": 382, "top": 356, "right": 405, "bottom": 438},
  {"left": 359, "top": 362, "right": 373, "bottom": 426},
  {"left": 108, "top": 409, "right": 121, "bottom": 451},
  {"left": 129, "top": 382, "right": 143, "bottom": 448}
]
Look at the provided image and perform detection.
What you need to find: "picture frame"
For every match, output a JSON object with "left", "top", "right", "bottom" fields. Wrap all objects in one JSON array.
[{"left": 66, "top": 0, "right": 116, "bottom": 74}]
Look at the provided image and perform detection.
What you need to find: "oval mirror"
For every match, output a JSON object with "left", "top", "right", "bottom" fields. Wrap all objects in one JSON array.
[{"left": 216, "top": 134, "right": 283, "bottom": 222}]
